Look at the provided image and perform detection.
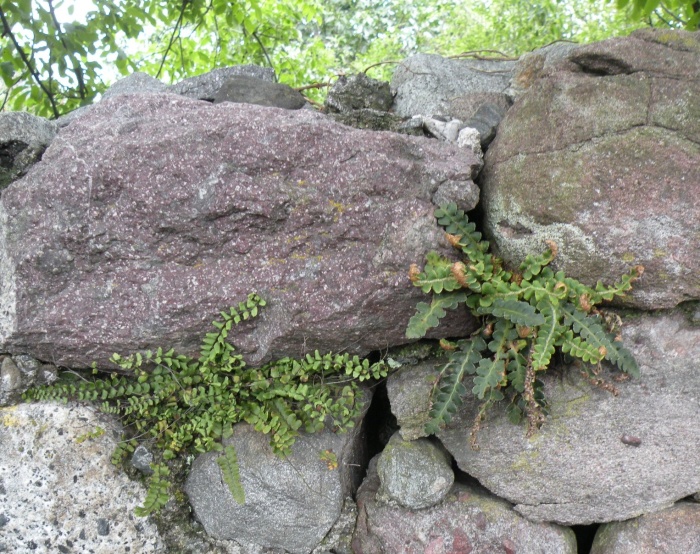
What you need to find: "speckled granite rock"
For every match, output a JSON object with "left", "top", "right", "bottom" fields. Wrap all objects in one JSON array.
[
  {"left": 0, "top": 93, "right": 480, "bottom": 368},
  {"left": 0, "top": 402, "right": 163, "bottom": 553},
  {"left": 376, "top": 432, "right": 454, "bottom": 509},
  {"left": 352, "top": 456, "right": 576, "bottom": 553},
  {"left": 0, "top": 111, "right": 57, "bottom": 189},
  {"left": 591, "top": 502, "right": 700, "bottom": 554},
  {"left": 437, "top": 309, "right": 700, "bottom": 525},
  {"left": 481, "top": 28, "right": 700, "bottom": 309}
]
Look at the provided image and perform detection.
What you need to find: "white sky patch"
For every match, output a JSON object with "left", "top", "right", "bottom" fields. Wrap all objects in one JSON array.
[{"left": 52, "top": 0, "right": 96, "bottom": 25}]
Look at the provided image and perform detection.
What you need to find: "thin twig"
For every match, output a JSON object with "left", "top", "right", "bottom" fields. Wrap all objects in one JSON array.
[
  {"left": 157, "top": 0, "right": 189, "bottom": 79},
  {"left": 47, "top": 0, "right": 87, "bottom": 98},
  {"left": 0, "top": 7, "right": 60, "bottom": 117},
  {"left": 251, "top": 30, "right": 274, "bottom": 78},
  {"left": 294, "top": 82, "right": 331, "bottom": 92},
  {"left": 362, "top": 60, "right": 402, "bottom": 74},
  {"left": 449, "top": 49, "right": 517, "bottom": 60}
]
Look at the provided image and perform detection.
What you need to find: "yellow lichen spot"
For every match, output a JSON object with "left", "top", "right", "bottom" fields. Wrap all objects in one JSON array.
[
  {"left": 328, "top": 200, "right": 348, "bottom": 215},
  {"left": 621, "top": 252, "right": 636, "bottom": 263},
  {"left": 266, "top": 258, "right": 288, "bottom": 266},
  {"left": 653, "top": 248, "right": 667, "bottom": 258},
  {"left": 1, "top": 407, "right": 21, "bottom": 427},
  {"left": 297, "top": 180, "right": 306, "bottom": 186}
]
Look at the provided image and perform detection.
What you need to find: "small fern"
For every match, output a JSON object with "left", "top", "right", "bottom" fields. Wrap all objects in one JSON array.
[
  {"left": 24, "top": 293, "right": 387, "bottom": 515},
  {"left": 217, "top": 445, "right": 245, "bottom": 505},
  {"left": 408, "top": 204, "right": 643, "bottom": 445}
]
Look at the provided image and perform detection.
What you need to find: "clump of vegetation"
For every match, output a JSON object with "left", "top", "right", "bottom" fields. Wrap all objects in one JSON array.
[
  {"left": 406, "top": 203, "right": 643, "bottom": 447},
  {"left": 24, "top": 293, "right": 386, "bottom": 515}
]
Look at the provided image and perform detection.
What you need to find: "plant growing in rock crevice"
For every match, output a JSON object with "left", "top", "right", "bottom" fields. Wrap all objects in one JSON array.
[
  {"left": 24, "top": 293, "right": 386, "bottom": 515},
  {"left": 406, "top": 203, "right": 643, "bottom": 447}
]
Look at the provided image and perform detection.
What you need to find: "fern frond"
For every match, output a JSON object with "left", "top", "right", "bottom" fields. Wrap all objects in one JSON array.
[
  {"left": 406, "top": 292, "right": 467, "bottom": 339},
  {"left": 412, "top": 252, "right": 462, "bottom": 294},
  {"left": 530, "top": 301, "right": 563, "bottom": 371},
  {"left": 425, "top": 337, "right": 487, "bottom": 434},
  {"left": 433, "top": 203, "right": 489, "bottom": 261},
  {"left": 478, "top": 298, "right": 546, "bottom": 327},
  {"left": 217, "top": 445, "right": 245, "bottom": 504},
  {"left": 135, "top": 464, "right": 170, "bottom": 517},
  {"left": 558, "top": 331, "right": 605, "bottom": 364}
]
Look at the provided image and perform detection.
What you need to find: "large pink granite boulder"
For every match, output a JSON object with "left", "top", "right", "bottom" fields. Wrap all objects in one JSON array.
[
  {"left": 481, "top": 29, "right": 700, "bottom": 309},
  {"left": 0, "top": 93, "right": 480, "bottom": 367}
]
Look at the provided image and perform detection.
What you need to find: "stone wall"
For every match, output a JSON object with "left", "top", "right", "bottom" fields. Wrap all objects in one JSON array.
[{"left": 1, "top": 28, "right": 699, "bottom": 554}]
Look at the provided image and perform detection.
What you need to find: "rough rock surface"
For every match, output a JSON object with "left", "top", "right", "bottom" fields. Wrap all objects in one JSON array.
[
  {"left": 0, "top": 112, "right": 57, "bottom": 189},
  {"left": 101, "top": 72, "right": 167, "bottom": 99},
  {"left": 167, "top": 65, "right": 276, "bottom": 100},
  {"left": 0, "top": 402, "right": 163, "bottom": 553},
  {"left": 0, "top": 354, "right": 57, "bottom": 406},
  {"left": 352, "top": 457, "right": 577, "bottom": 554},
  {"left": 185, "top": 410, "right": 370, "bottom": 554},
  {"left": 481, "top": 29, "right": 700, "bottom": 309},
  {"left": 327, "top": 109, "right": 420, "bottom": 134},
  {"left": 591, "top": 502, "right": 700, "bottom": 554},
  {"left": 376, "top": 432, "right": 454, "bottom": 509},
  {"left": 436, "top": 309, "right": 700, "bottom": 525},
  {"left": 386, "top": 358, "right": 441, "bottom": 441},
  {"left": 508, "top": 42, "right": 579, "bottom": 98},
  {"left": 391, "top": 53, "right": 516, "bottom": 120},
  {"left": 212, "top": 76, "right": 306, "bottom": 109},
  {"left": 325, "top": 74, "right": 393, "bottom": 113},
  {"left": 0, "top": 93, "right": 481, "bottom": 368}
]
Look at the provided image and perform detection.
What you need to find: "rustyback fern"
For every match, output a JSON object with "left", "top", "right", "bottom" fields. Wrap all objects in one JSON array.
[
  {"left": 407, "top": 204, "right": 643, "bottom": 445},
  {"left": 24, "top": 293, "right": 386, "bottom": 515}
]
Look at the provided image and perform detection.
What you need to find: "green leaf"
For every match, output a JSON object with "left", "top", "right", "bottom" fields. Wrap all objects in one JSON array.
[
  {"left": 425, "top": 336, "right": 487, "bottom": 434},
  {"left": 530, "top": 301, "right": 563, "bottom": 371},
  {"left": 405, "top": 292, "right": 467, "bottom": 339},
  {"left": 481, "top": 298, "right": 546, "bottom": 327},
  {"left": 217, "top": 445, "right": 245, "bottom": 504}
]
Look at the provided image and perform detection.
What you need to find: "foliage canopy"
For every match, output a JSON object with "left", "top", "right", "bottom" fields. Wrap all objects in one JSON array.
[{"left": 2, "top": 0, "right": 696, "bottom": 118}]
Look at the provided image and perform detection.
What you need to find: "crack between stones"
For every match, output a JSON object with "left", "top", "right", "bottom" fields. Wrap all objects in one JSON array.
[{"left": 493, "top": 122, "right": 700, "bottom": 166}]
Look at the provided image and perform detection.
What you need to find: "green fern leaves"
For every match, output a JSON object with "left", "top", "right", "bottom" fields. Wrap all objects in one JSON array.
[
  {"left": 24, "top": 293, "right": 387, "bottom": 516},
  {"left": 407, "top": 203, "right": 643, "bottom": 440},
  {"left": 217, "top": 445, "right": 245, "bottom": 505}
]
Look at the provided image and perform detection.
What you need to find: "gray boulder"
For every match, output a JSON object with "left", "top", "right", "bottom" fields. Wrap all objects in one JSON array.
[
  {"left": 0, "top": 354, "right": 57, "bottom": 406},
  {"left": 0, "top": 402, "right": 164, "bottom": 553},
  {"left": 391, "top": 53, "right": 516, "bottom": 120},
  {"left": 168, "top": 65, "right": 276, "bottom": 100},
  {"left": 352, "top": 456, "right": 576, "bottom": 554},
  {"left": 481, "top": 29, "right": 700, "bottom": 310},
  {"left": 376, "top": 432, "right": 454, "bottom": 509},
  {"left": 212, "top": 76, "right": 306, "bottom": 109},
  {"left": 386, "top": 359, "right": 440, "bottom": 441},
  {"left": 591, "top": 502, "right": 700, "bottom": 554},
  {"left": 325, "top": 73, "right": 393, "bottom": 113},
  {"left": 326, "top": 109, "right": 421, "bottom": 134},
  {"left": 436, "top": 309, "right": 700, "bottom": 525},
  {"left": 508, "top": 41, "right": 579, "bottom": 99},
  {"left": 0, "top": 93, "right": 480, "bottom": 369},
  {"left": 185, "top": 410, "right": 370, "bottom": 553},
  {"left": 0, "top": 112, "right": 57, "bottom": 189},
  {"left": 101, "top": 72, "right": 167, "bottom": 99}
]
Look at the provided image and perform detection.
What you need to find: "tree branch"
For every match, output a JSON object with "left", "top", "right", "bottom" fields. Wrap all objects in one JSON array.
[
  {"left": 157, "top": 0, "right": 190, "bottom": 79},
  {"left": 0, "top": 6, "right": 60, "bottom": 117},
  {"left": 47, "top": 0, "right": 87, "bottom": 98}
]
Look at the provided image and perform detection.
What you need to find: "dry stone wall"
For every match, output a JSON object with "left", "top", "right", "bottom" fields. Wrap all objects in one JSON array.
[{"left": 1, "top": 28, "right": 699, "bottom": 554}]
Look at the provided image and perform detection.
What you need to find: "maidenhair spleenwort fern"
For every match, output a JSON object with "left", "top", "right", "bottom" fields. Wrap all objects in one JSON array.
[
  {"left": 407, "top": 204, "right": 643, "bottom": 448},
  {"left": 24, "top": 293, "right": 386, "bottom": 515}
]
